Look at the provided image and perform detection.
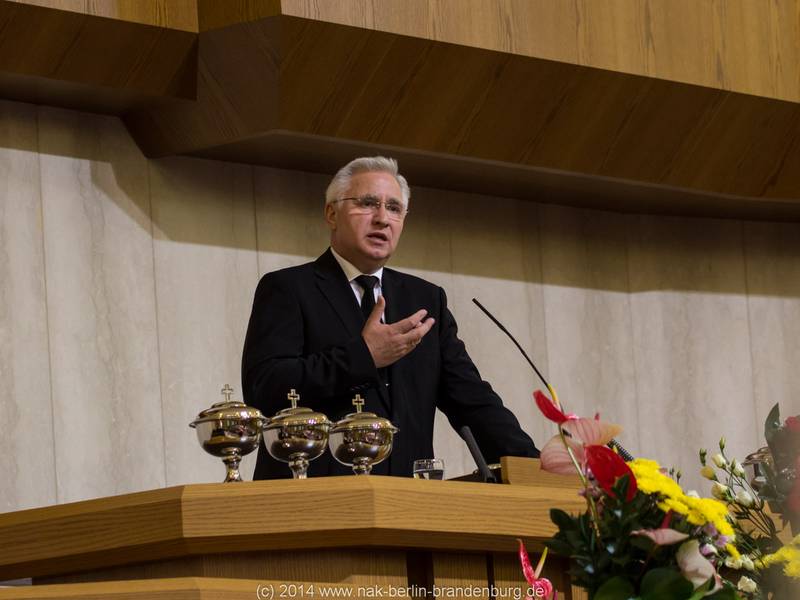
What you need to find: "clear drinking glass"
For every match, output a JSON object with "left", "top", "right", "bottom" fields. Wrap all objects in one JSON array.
[{"left": 412, "top": 458, "right": 445, "bottom": 480}]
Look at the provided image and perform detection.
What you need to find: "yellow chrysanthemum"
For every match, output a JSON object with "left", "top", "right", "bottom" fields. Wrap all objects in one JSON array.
[
  {"left": 760, "top": 540, "right": 800, "bottom": 579},
  {"left": 628, "top": 458, "right": 735, "bottom": 539},
  {"left": 727, "top": 544, "right": 741, "bottom": 560},
  {"left": 684, "top": 497, "right": 735, "bottom": 537},
  {"left": 629, "top": 459, "right": 684, "bottom": 498}
]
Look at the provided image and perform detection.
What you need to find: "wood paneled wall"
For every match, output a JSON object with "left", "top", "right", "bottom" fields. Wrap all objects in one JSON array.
[
  {"left": 7, "top": 0, "right": 198, "bottom": 31},
  {"left": 281, "top": 0, "right": 800, "bottom": 104}
]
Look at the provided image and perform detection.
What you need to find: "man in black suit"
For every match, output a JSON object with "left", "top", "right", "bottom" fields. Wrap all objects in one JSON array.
[{"left": 242, "top": 157, "right": 538, "bottom": 478}]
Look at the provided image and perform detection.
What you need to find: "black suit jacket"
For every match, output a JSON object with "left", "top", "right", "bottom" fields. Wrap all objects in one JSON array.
[{"left": 242, "top": 249, "right": 538, "bottom": 479}]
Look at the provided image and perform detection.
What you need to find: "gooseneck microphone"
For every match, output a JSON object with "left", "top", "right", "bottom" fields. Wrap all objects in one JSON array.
[
  {"left": 471, "top": 298, "right": 635, "bottom": 462},
  {"left": 459, "top": 425, "right": 497, "bottom": 483}
]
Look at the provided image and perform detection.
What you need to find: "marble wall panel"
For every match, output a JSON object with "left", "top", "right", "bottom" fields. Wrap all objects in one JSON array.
[
  {"left": 253, "top": 166, "right": 330, "bottom": 276},
  {"left": 0, "top": 101, "right": 56, "bottom": 511},
  {"left": 37, "top": 107, "right": 163, "bottom": 503},
  {"left": 627, "top": 216, "right": 753, "bottom": 492},
  {"left": 446, "top": 193, "right": 547, "bottom": 476},
  {"left": 150, "top": 157, "right": 258, "bottom": 485},
  {"left": 744, "top": 221, "right": 800, "bottom": 429},
  {"left": 3, "top": 96, "right": 798, "bottom": 508},
  {"left": 538, "top": 204, "right": 640, "bottom": 454},
  {"left": 392, "top": 186, "right": 463, "bottom": 474}
]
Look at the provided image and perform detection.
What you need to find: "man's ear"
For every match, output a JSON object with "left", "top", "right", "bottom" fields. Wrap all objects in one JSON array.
[{"left": 324, "top": 202, "right": 337, "bottom": 230}]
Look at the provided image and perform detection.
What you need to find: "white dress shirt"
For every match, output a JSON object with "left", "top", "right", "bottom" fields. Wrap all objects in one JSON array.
[{"left": 330, "top": 247, "right": 384, "bottom": 318}]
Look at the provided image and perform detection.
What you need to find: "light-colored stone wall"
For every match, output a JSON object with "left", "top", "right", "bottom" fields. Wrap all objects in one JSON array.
[{"left": 2, "top": 99, "right": 799, "bottom": 512}]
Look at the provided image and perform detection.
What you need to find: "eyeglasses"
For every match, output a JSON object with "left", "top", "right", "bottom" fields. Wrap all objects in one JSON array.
[{"left": 334, "top": 196, "right": 408, "bottom": 220}]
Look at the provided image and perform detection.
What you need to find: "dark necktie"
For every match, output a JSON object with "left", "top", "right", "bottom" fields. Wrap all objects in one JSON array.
[
  {"left": 355, "top": 275, "right": 379, "bottom": 321},
  {"left": 354, "top": 274, "right": 390, "bottom": 392}
]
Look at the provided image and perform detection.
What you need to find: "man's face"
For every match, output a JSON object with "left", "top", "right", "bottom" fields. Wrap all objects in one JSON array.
[{"left": 326, "top": 171, "right": 406, "bottom": 273}]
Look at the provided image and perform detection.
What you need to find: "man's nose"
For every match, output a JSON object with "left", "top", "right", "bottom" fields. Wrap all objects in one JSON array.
[{"left": 372, "top": 203, "right": 390, "bottom": 224}]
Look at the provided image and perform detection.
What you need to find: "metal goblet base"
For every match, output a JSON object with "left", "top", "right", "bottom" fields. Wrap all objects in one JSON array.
[
  {"left": 288, "top": 453, "right": 311, "bottom": 479},
  {"left": 352, "top": 457, "right": 374, "bottom": 475},
  {"left": 222, "top": 450, "right": 244, "bottom": 482}
]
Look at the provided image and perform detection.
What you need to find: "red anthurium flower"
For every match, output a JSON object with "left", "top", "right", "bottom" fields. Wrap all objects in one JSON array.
[
  {"left": 585, "top": 445, "right": 637, "bottom": 501},
  {"left": 517, "top": 539, "right": 555, "bottom": 600},
  {"left": 533, "top": 390, "right": 577, "bottom": 424}
]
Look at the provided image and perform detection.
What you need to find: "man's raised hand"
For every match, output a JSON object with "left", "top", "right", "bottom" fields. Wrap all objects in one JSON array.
[{"left": 361, "top": 296, "right": 435, "bottom": 368}]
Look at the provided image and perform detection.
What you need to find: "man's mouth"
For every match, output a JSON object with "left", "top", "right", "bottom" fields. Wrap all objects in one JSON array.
[{"left": 367, "top": 232, "right": 389, "bottom": 242}]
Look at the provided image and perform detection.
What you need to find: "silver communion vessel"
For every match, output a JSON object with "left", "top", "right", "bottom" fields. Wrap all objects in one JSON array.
[
  {"left": 328, "top": 395, "right": 398, "bottom": 475},
  {"left": 189, "top": 384, "right": 267, "bottom": 482},
  {"left": 263, "top": 389, "right": 331, "bottom": 479}
]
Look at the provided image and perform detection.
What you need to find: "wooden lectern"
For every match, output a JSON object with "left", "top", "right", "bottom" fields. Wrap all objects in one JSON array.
[{"left": 0, "top": 458, "right": 586, "bottom": 600}]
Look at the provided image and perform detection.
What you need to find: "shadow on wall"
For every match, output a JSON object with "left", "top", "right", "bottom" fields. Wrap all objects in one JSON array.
[{"left": 8, "top": 103, "right": 800, "bottom": 298}]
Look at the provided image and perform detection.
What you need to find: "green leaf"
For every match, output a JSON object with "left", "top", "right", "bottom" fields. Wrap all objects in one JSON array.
[
  {"left": 765, "top": 403, "right": 781, "bottom": 444},
  {"left": 593, "top": 576, "right": 636, "bottom": 600},
  {"left": 543, "top": 538, "right": 573, "bottom": 557},
  {"left": 703, "top": 584, "right": 738, "bottom": 600},
  {"left": 550, "top": 508, "right": 577, "bottom": 531},
  {"left": 639, "top": 568, "right": 693, "bottom": 600},
  {"left": 685, "top": 579, "right": 712, "bottom": 600}
]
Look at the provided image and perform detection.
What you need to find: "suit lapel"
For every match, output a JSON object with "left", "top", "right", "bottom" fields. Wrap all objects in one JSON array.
[
  {"left": 380, "top": 267, "right": 404, "bottom": 327},
  {"left": 314, "top": 249, "right": 363, "bottom": 339},
  {"left": 314, "top": 249, "right": 393, "bottom": 412},
  {"left": 381, "top": 268, "right": 406, "bottom": 417}
]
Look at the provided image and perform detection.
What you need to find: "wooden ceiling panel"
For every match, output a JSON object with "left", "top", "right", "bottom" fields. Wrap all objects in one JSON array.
[
  {"left": 0, "top": 0, "right": 197, "bottom": 106},
  {"left": 1, "top": 1, "right": 800, "bottom": 218}
]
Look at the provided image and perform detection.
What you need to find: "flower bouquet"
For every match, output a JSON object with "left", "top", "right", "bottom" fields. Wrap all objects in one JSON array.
[
  {"left": 758, "top": 404, "right": 800, "bottom": 535},
  {"left": 525, "top": 389, "right": 741, "bottom": 599},
  {"left": 696, "top": 403, "right": 800, "bottom": 598}
]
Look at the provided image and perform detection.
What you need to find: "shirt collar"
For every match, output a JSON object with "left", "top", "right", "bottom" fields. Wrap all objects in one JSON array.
[{"left": 330, "top": 247, "right": 384, "bottom": 283}]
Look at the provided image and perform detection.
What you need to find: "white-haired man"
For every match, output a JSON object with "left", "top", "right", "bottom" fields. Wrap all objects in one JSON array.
[{"left": 242, "top": 157, "right": 538, "bottom": 478}]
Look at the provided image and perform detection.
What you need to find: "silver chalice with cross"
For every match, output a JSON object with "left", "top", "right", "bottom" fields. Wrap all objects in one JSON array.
[
  {"left": 263, "top": 389, "right": 332, "bottom": 479},
  {"left": 189, "top": 384, "right": 267, "bottom": 482},
  {"left": 329, "top": 395, "right": 399, "bottom": 475}
]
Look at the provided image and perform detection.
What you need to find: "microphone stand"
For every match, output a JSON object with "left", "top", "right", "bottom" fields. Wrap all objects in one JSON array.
[{"left": 472, "top": 298, "right": 634, "bottom": 462}]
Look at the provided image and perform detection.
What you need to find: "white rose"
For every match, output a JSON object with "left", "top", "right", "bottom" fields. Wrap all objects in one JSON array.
[
  {"left": 725, "top": 556, "right": 743, "bottom": 570},
  {"left": 735, "top": 490, "right": 754, "bottom": 508},
  {"left": 712, "top": 482, "right": 730, "bottom": 500},
  {"left": 741, "top": 556, "right": 755, "bottom": 572},
  {"left": 732, "top": 459, "right": 745, "bottom": 477},
  {"left": 737, "top": 576, "right": 757, "bottom": 593},
  {"left": 700, "top": 466, "right": 716, "bottom": 480},
  {"left": 712, "top": 453, "right": 727, "bottom": 468},
  {"left": 686, "top": 489, "right": 700, "bottom": 498}
]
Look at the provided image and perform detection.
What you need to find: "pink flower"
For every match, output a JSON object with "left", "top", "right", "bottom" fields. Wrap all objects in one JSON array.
[
  {"left": 533, "top": 390, "right": 577, "bottom": 425},
  {"left": 631, "top": 528, "right": 689, "bottom": 546},
  {"left": 538, "top": 413, "right": 623, "bottom": 476},
  {"left": 785, "top": 415, "right": 800, "bottom": 433},
  {"left": 562, "top": 418, "right": 622, "bottom": 447},
  {"left": 540, "top": 434, "right": 584, "bottom": 475},
  {"left": 676, "top": 540, "right": 719, "bottom": 590},
  {"left": 518, "top": 539, "right": 555, "bottom": 600}
]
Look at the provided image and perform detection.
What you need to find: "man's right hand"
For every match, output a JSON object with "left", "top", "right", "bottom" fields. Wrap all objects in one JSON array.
[{"left": 362, "top": 296, "right": 435, "bottom": 368}]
